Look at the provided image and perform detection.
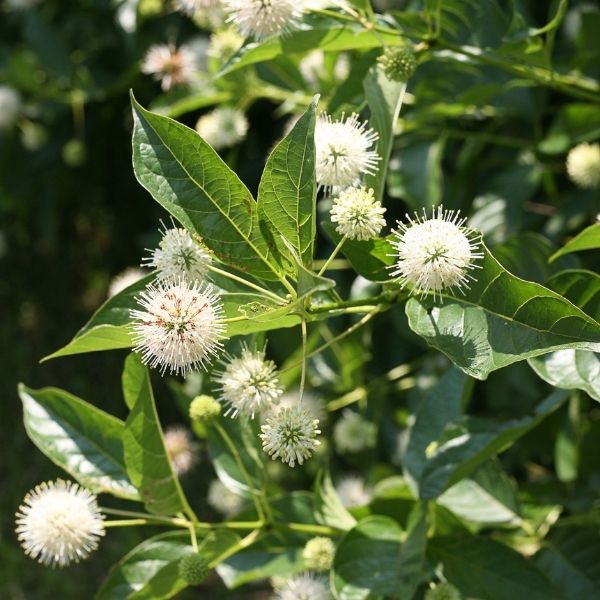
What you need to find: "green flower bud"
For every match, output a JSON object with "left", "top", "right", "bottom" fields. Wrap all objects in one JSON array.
[
  {"left": 302, "top": 536, "right": 336, "bottom": 572},
  {"left": 179, "top": 553, "right": 210, "bottom": 585},
  {"left": 377, "top": 47, "right": 417, "bottom": 82},
  {"left": 424, "top": 583, "right": 462, "bottom": 600},
  {"left": 189, "top": 395, "right": 221, "bottom": 423}
]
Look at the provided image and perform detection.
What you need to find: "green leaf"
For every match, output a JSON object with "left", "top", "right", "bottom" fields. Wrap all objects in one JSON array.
[
  {"left": 96, "top": 530, "right": 240, "bottom": 600},
  {"left": 18, "top": 384, "right": 139, "bottom": 500},
  {"left": 405, "top": 243, "right": 600, "bottom": 380},
  {"left": 545, "top": 269, "right": 600, "bottom": 321},
  {"left": 363, "top": 66, "right": 405, "bottom": 203},
  {"left": 429, "top": 536, "right": 562, "bottom": 600},
  {"left": 332, "top": 507, "right": 427, "bottom": 600},
  {"left": 130, "top": 93, "right": 283, "bottom": 281},
  {"left": 533, "top": 526, "right": 600, "bottom": 600},
  {"left": 122, "top": 354, "right": 191, "bottom": 515},
  {"left": 313, "top": 469, "right": 357, "bottom": 531},
  {"left": 550, "top": 224, "right": 600, "bottom": 262},
  {"left": 257, "top": 96, "right": 317, "bottom": 268},
  {"left": 554, "top": 395, "right": 581, "bottom": 483}
]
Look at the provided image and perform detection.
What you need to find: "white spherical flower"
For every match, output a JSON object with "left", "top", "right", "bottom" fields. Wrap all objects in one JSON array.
[
  {"left": 389, "top": 207, "right": 483, "bottom": 298},
  {"left": 195, "top": 106, "right": 249, "bottom": 150},
  {"left": 274, "top": 573, "right": 329, "bottom": 600},
  {"left": 335, "top": 476, "right": 372, "bottom": 508},
  {"left": 315, "top": 113, "right": 379, "bottom": 192},
  {"left": 143, "top": 225, "right": 212, "bottom": 283},
  {"left": 174, "top": 0, "right": 223, "bottom": 16},
  {"left": 108, "top": 267, "right": 146, "bottom": 298},
  {"left": 141, "top": 41, "right": 204, "bottom": 90},
  {"left": 0, "top": 85, "right": 21, "bottom": 130},
  {"left": 260, "top": 405, "right": 321, "bottom": 467},
  {"left": 333, "top": 409, "right": 376, "bottom": 454},
  {"left": 224, "top": 0, "right": 302, "bottom": 40},
  {"left": 130, "top": 279, "right": 226, "bottom": 375},
  {"left": 302, "top": 536, "right": 335, "bottom": 572},
  {"left": 15, "top": 479, "right": 105, "bottom": 567},
  {"left": 164, "top": 426, "right": 199, "bottom": 475},
  {"left": 330, "top": 187, "right": 386, "bottom": 241},
  {"left": 214, "top": 345, "right": 284, "bottom": 418},
  {"left": 279, "top": 389, "right": 326, "bottom": 423},
  {"left": 207, "top": 28, "right": 243, "bottom": 62},
  {"left": 207, "top": 479, "right": 245, "bottom": 515},
  {"left": 566, "top": 143, "right": 600, "bottom": 189}
]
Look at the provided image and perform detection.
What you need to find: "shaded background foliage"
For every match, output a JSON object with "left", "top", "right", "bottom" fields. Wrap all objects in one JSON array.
[{"left": 1, "top": 0, "right": 600, "bottom": 598}]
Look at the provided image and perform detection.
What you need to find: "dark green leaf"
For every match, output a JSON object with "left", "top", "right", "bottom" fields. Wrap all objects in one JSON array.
[{"left": 550, "top": 224, "right": 600, "bottom": 262}]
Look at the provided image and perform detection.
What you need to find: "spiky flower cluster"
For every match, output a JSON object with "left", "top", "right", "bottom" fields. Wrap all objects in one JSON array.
[
  {"left": 333, "top": 409, "right": 377, "bottom": 453},
  {"left": 143, "top": 226, "right": 212, "bottom": 283},
  {"left": 195, "top": 106, "right": 249, "bottom": 150},
  {"left": 389, "top": 207, "right": 483, "bottom": 298},
  {"left": 179, "top": 553, "right": 210, "bottom": 585},
  {"left": 0, "top": 85, "right": 21, "bottom": 129},
  {"left": 274, "top": 573, "right": 330, "bottom": 600},
  {"left": 207, "top": 479, "right": 245, "bottom": 515},
  {"left": 207, "top": 28, "right": 244, "bottom": 62},
  {"left": 164, "top": 426, "right": 199, "bottom": 475},
  {"left": 141, "top": 42, "right": 202, "bottom": 90},
  {"left": 377, "top": 46, "right": 417, "bottom": 82},
  {"left": 189, "top": 394, "right": 222, "bottom": 422},
  {"left": 315, "top": 113, "right": 379, "bottom": 192},
  {"left": 260, "top": 405, "right": 321, "bottom": 467},
  {"left": 107, "top": 267, "right": 145, "bottom": 298},
  {"left": 330, "top": 187, "right": 386, "bottom": 241},
  {"left": 566, "top": 142, "right": 600, "bottom": 189},
  {"left": 224, "top": 0, "right": 301, "bottom": 40},
  {"left": 214, "top": 345, "right": 284, "bottom": 418},
  {"left": 15, "top": 479, "right": 105, "bottom": 567},
  {"left": 130, "top": 279, "right": 225, "bottom": 375},
  {"left": 302, "top": 536, "right": 335, "bottom": 572},
  {"left": 335, "top": 476, "right": 372, "bottom": 508}
]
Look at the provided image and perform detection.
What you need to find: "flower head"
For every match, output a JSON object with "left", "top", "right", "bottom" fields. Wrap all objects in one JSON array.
[
  {"left": 207, "top": 479, "right": 245, "bottom": 515},
  {"left": 15, "top": 479, "right": 105, "bottom": 567},
  {"left": 141, "top": 42, "right": 204, "bottom": 90},
  {"left": 143, "top": 225, "right": 212, "bottom": 283},
  {"left": 302, "top": 536, "right": 335, "bottom": 572},
  {"left": 260, "top": 405, "right": 321, "bottom": 467},
  {"left": 333, "top": 409, "right": 376, "bottom": 454},
  {"left": 389, "top": 207, "right": 482, "bottom": 298},
  {"left": 224, "top": 0, "right": 302, "bottom": 40},
  {"left": 174, "top": 0, "right": 222, "bottom": 16},
  {"left": 330, "top": 187, "right": 386, "bottom": 241},
  {"left": 0, "top": 85, "right": 21, "bottom": 129},
  {"left": 335, "top": 476, "right": 372, "bottom": 508},
  {"left": 279, "top": 389, "right": 326, "bottom": 423},
  {"left": 566, "top": 142, "right": 600, "bottom": 189},
  {"left": 274, "top": 573, "right": 330, "bottom": 600},
  {"left": 207, "top": 28, "right": 244, "bottom": 62},
  {"left": 214, "top": 345, "right": 283, "bottom": 418},
  {"left": 179, "top": 553, "right": 210, "bottom": 585},
  {"left": 108, "top": 267, "right": 145, "bottom": 298},
  {"left": 164, "top": 426, "right": 199, "bottom": 475},
  {"left": 196, "top": 106, "right": 249, "bottom": 150},
  {"left": 189, "top": 394, "right": 222, "bottom": 422},
  {"left": 130, "top": 279, "right": 225, "bottom": 375},
  {"left": 377, "top": 46, "right": 417, "bottom": 82},
  {"left": 315, "top": 113, "right": 379, "bottom": 192}
]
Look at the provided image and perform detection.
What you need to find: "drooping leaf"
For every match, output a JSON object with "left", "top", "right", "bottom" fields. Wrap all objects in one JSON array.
[
  {"left": 122, "top": 354, "right": 192, "bottom": 515},
  {"left": 257, "top": 96, "right": 317, "bottom": 268},
  {"left": 550, "top": 224, "right": 600, "bottom": 262},
  {"left": 406, "top": 243, "right": 600, "bottom": 380},
  {"left": 130, "top": 93, "right": 283, "bottom": 281},
  {"left": 18, "top": 384, "right": 139, "bottom": 500},
  {"left": 313, "top": 469, "right": 357, "bottom": 531}
]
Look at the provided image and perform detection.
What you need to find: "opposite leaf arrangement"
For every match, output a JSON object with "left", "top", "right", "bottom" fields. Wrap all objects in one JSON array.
[{"left": 13, "top": 1, "right": 600, "bottom": 599}]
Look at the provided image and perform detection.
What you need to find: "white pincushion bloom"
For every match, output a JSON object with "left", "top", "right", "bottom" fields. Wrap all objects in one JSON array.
[
  {"left": 335, "top": 476, "right": 372, "bottom": 508},
  {"left": 141, "top": 42, "right": 202, "bottom": 90},
  {"left": 333, "top": 409, "right": 376, "bottom": 453},
  {"left": 196, "top": 106, "right": 249, "bottom": 150},
  {"left": 330, "top": 187, "right": 386, "bottom": 241},
  {"left": 389, "top": 207, "right": 483, "bottom": 298},
  {"left": 164, "top": 426, "right": 199, "bottom": 475},
  {"left": 130, "top": 279, "right": 225, "bottom": 375},
  {"left": 15, "top": 479, "right": 105, "bottom": 567},
  {"left": 224, "top": 0, "right": 302, "bottom": 40},
  {"left": 315, "top": 113, "right": 379, "bottom": 192},
  {"left": 0, "top": 85, "right": 21, "bottom": 129},
  {"left": 274, "top": 573, "right": 329, "bottom": 600},
  {"left": 566, "top": 143, "right": 600, "bottom": 189},
  {"left": 260, "top": 405, "right": 321, "bottom": 467},
  {"left": 108, "top": 267, "right": 145, "bottom": 298},
  {"left": 143, "top": 226, "right": 212, "bottom": 283},
  {"left": 174, "top": 0, "right": 223, "bottom": 16},
  {"left": 214, "top": 345, "right": 284, "bottom": 418},
  {"left": 279, "top": 389, "right": 326, "bottom": 423},
  {"left": 302, "top": 536, "right": 335, "bottom": 572},
  {"left": 207, "top": 479, "right": 245, "bottom": 515}
]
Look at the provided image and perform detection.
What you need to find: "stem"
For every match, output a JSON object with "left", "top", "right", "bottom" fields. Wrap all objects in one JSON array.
[
  {"left": 299, "top": 318, "right": 308, "bottom": 402},
  {"left": 277, "top": 522, "right": 342, "bottom": 536},
  {"left": 208, "top": 529, "right": 263, "bottom": 568},
  {"left": 208, "top": 264, "right": 287, "bottom": 305},
  {"left": 317, "top": 236, "right": 347, "bottom": 277},
  {"left": 104, "top": 519, "right": 154, "bottom": 528},
  {"left": 312, "top": 258, "right": 350, "bottom": 271},
  {"left": 100, "top": 507, "right": 188, "bottom": 527}
]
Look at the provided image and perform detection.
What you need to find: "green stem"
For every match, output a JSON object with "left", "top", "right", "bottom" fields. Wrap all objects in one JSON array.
[
  {"left": 299, "top": 318, "right": 308, "bottom": 402},
  {"left": 208, "top": 529, "right": 263, "bottom": 568},
  {"left": 208, "top": 264, "right": 288, "bottom": 305},
  {"left": 100, "top": 507, "right": 188, "bottom": 527},
  {"left": 317, "top": 236, "right": 347, "bottom": 276},
  {"left": 277, "top": 522, "right": 342, "bottom": 536},
  {"left": 104, "top": 519, "right": 154, "bottom": 528}
]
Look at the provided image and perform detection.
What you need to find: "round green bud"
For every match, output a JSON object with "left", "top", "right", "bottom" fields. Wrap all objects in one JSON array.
[
  {"left": 302, "top": 536, "right": 336, "bottom": 572},
  {"left": 179, "top": 553, "right": 210, "bottom": 585},
  {"left": 62, "top": 139, "right": 86, "bottom": 167},
  {"left": 424, "top": 583, "right": 462, "bottom": 600},
  {"left": 377, "top": 47, "right": 417, "bottom": 82},
  {"left": 189, "top": 395, "right": 221, "bottom": 423}
]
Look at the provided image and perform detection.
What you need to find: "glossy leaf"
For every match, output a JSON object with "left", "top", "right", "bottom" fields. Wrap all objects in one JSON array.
[
  {"left": 550, "top": 224, "right": 600, "bottom": 262},
  {"left": 313, "top": 469, "right": 357, "bottom": 531},
  {"left": 545, "top": 269, "right": 600, "bottom": 321},
  {"left": 406, "top": 244, "right": 600, "bottom": 380},
  {"left": 19, "top": 384, "right": 139, "bottom": 500}
]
